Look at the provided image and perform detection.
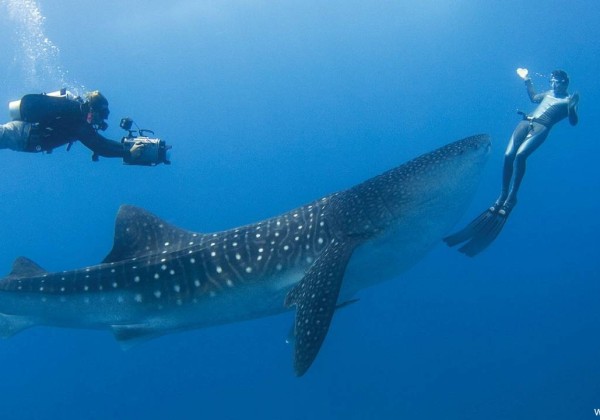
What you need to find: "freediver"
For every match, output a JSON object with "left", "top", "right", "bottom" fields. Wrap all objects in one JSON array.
[{"left": 444, "top": 68, "right": 580, "bottom": 256}]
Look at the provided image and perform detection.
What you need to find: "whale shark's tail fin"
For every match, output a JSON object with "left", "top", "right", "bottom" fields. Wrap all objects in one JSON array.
[{"left": 444, "top": 202, "right": 513, "bottom": 257}]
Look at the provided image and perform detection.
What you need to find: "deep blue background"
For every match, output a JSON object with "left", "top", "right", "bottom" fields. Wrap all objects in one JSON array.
[{"left": 1, "top": 1, "right": 599, "bottom": 419}]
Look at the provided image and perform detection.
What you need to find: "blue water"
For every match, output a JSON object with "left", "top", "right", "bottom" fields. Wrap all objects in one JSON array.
[{"left": 1, "top": 1, "right": 599, "bottom": 419}]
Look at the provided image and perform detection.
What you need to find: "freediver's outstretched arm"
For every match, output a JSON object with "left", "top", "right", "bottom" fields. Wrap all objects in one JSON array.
[{"left": 524, "top": 78, "right": 545, "bottom": 103}]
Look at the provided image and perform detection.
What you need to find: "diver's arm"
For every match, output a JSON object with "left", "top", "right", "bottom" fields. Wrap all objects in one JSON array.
[
  {"left": 524, "top": 78, "right": 544, "bottom": 103},
  {"left": 79, "top": 126, "right": 149, "bottom": 163},
  {"left": 78, "top": 126, "right": 128, "bottom": 159},
  {"left": 568, "top": 92, "right": 579, "bottom": 126}
]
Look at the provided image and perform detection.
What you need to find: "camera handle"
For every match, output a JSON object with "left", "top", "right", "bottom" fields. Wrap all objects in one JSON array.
[{"left": 139, "top": 129, "right": 155, "bottom": 137}]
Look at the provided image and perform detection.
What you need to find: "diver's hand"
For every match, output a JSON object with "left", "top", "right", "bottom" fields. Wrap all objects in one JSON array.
[
  {"left": 129, "top": 141, "right": 145, "bottom": 159},
  {"left": 570, "top": 92, "right": 580, "bottom": 108},
  {"left": 516, "top": 68, "right": 529, "bottom": 80},
  {"left": 568, "top": 92, "right": 579, "bottom": 126}
]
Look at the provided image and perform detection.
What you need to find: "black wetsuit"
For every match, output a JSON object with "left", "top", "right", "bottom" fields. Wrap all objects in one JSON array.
[{"left": 19, "top": 94, "right": 126, "bottom": 158}]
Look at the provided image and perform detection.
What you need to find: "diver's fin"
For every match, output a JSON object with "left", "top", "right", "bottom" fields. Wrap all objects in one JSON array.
[
  {"left": 443, "top": 208, "right": 496, "bottom": 247},
  {"left": 458, "top": 210, "right": 510, "bottom": 257},
  {"left": 284, "top": 238, "right": 357, "bottom": 376}
]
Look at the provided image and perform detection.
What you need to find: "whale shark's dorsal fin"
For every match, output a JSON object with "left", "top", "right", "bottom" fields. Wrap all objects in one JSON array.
[
  {"left": 284, "top": 238, "right": 358, "bottom": 376},
  {"left": 8, "top": 256, "right": 48, "bottom": 279},
  {"left": 102, "top": 205, "right": 203, "bottom": 264}
]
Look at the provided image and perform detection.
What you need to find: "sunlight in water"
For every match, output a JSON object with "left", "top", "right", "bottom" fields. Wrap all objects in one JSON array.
[{"left": 1, "top": 0, "right": 85, "bottom": 94}]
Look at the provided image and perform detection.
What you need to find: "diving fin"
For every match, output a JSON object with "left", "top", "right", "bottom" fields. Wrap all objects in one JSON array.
[
  {"left": 445, "top": 202, "right": 514, "bottom": 257},
  {"left": 457, "top": 211, "right": 509, "bottom": 256},
  {"left": 443, "top": 208, "right": 496, "bottom": 247}
]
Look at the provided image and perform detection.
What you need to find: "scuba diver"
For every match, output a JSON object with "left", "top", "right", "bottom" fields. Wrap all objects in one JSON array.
[
  {"left": 0, "top": 89, "right": 170, "bottom": 166},
  {"left": 444, "top": 69, "right": 580, "bottom": 256}
]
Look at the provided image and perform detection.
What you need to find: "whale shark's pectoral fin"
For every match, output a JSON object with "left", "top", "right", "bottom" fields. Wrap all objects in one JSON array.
[
  {"left": 284, "top": 238, "right": 357, "bottom": 376},
  {"left": 285, "top": 298, "right": 360, "bottom": 345}
]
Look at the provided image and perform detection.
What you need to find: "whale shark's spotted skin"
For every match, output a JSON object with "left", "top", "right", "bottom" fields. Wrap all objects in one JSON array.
[
  {"left": 0, "top": 135, "right": 490, "bottom": 375},
  {"left": 3, "top": 197, "right": 334, "bottom": 304}
]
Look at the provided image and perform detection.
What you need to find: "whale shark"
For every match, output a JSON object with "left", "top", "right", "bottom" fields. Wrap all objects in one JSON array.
[{"left": 0, "top": 134, "right": 490, "bottom": 376}]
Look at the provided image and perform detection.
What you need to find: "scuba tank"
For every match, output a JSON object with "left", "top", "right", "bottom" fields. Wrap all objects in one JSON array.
[
  {"left": 9, "top": 88, "right": 81, "bottom": 154},
  {"left": 8, "top": 88, "right": 76, "bottom": 121},
  {"left": 8, "top": 98, "right": 22, "bottom": 120}
]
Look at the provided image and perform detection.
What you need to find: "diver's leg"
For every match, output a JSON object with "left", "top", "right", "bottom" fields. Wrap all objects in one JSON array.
[
  {"left": 504, "top": 125, "right": 549, "bottom": 208},
  {"left": 0, "top": 123, "right": 9, "bottom": 150},
  {"left": 495, "top": 121, "right": 530, "bottom": 209},
  {"left": 446, "top": 122, "right": 534, "bottom": 255},
  {"left": 445, "top": 122, "right": 536, "bottom": 255},
  {"left": 0, "top": 121, "right": 30, "bottom": 151}
]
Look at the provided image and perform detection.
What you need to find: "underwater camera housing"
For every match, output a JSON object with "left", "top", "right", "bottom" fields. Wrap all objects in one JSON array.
[{"left": 120, "top": 117, "right": 171, "bottom": 166}]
